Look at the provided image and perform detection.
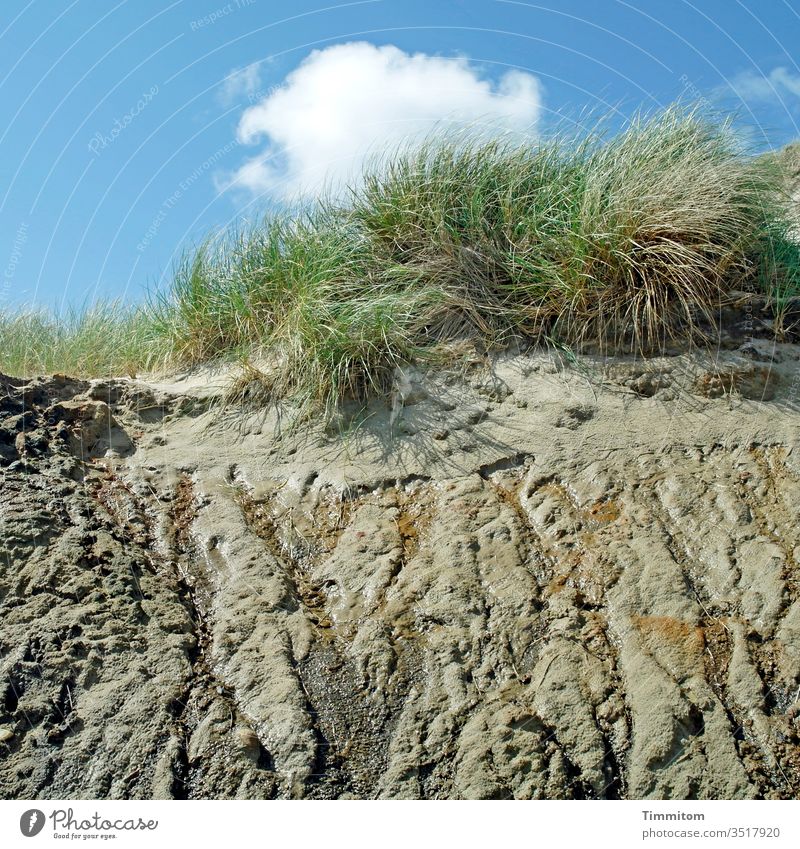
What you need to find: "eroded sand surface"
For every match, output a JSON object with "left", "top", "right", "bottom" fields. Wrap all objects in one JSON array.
[{"left": 2, "top": 340, "right": 800, "bottom": 799}]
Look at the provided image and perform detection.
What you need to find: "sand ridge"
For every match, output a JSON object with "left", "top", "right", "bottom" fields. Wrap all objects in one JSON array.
[{"left": 1, "top": 341, "right": 800, "bottom": 798}]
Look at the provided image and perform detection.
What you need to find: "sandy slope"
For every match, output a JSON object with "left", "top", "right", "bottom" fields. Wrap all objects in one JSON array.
[{"left": 1, "top": 334, "right": 800, "bottom": 799}]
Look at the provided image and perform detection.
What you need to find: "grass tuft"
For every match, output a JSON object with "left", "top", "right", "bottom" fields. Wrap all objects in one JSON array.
[
  {"left": 0, "top": 302, "right": 161, "bottom": 379},
  {"left": 2, "top": 105, "right": 799, "bottom": 411}
]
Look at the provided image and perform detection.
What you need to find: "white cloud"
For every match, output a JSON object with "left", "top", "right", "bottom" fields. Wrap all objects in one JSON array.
[
  {"left": 728, "top": 66, "right": 800, "bottom": 104},
  {"left": 224, "top": 42, "right": 542, "bottom": 200},
  {"left": 217, "top": 64, "right": 262, "bottom": 107}
]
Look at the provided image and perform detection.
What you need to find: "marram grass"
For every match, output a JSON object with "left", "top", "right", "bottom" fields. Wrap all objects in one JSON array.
[
  {"left": 2, "top": 106, "right": 799, "bottom": 412},
  {"left": 0, "top": 303, "right": 164, "bottom": 379}
]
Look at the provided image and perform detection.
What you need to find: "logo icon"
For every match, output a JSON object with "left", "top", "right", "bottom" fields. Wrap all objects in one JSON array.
[{"left": 19, "top": 810, "right": 45, "bottom": 837}]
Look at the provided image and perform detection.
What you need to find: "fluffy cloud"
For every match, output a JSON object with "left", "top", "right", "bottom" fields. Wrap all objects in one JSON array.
[
  {"left": 727, "top": 66, "right": 800, "bottom": 103},
  {"left": 225, "top": 42, "right": 542, "bottom": 200}
]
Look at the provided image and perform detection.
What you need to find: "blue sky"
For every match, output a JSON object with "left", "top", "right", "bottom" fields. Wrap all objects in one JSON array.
[{"left": 2, "top": 0, "right": 800, "bottom": 310}]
